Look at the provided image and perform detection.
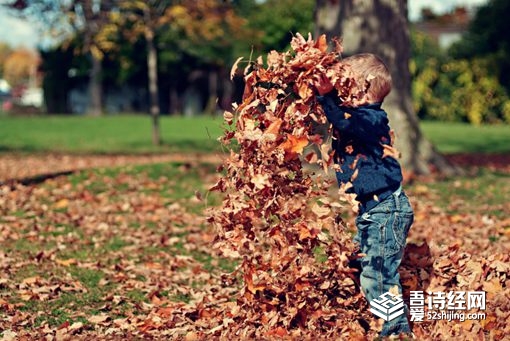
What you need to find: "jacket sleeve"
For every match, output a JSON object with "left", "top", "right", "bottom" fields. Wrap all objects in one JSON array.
[{"left": 317, "top": 95, "right": 352, "bottom": 132}]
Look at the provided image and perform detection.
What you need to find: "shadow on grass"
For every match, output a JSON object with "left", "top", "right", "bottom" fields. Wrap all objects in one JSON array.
[
  {"left": 439, "top": 138, "right": 510, "bottom": 154},
  {"left": 0, "top": 170, "right": 75, "bottom": 187},
  {"left": 0, "top": 145, "right": 40, "bottom": 153}
]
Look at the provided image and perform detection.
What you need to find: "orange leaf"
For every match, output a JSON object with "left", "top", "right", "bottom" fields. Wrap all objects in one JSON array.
[
  {"left": 279, "top": 134, "right": 308, "bottom": 159},
  {"left": 54, "top": 198, "right": 69, "bottom": 209},
  {"left": 264, "top": 118, "right": 283, "bottom": 138},
  {"left": 22, "top": 276, "right": 41, "bottom": 285},
  {"left": 295, "top": 279, "right": 311, "bottom": 291},
  {"left": 297, "top": 80, "right": 312, "bottom": 99},
  {"left": 315, "top": 34, "right": 328, "bottom": 53},
  {"left": 266, "top": 326, "right": 288, "bottom": 337},
  {"left": 56, "top": 258, "right": 77, "bottom": 267},
  {"left": 298, "top": 224, "right": 312, "bottom": 240},
  {"left": 244, "top": 272, "right": 265, "bottom": 294}
]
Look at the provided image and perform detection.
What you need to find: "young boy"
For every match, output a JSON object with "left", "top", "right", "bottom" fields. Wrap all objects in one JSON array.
[{"left": 318, "top": 53, "right": 414, "bottom": 337}]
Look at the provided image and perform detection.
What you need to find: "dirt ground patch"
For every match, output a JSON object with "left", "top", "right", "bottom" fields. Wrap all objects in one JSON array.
[{"left": 0, "top": 152, "right": 222, "bottom": 184}]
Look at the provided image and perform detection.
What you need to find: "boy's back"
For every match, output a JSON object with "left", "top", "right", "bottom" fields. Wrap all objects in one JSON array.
[{"left": 319, "top": 97, "right": 402, "bottom": 213}]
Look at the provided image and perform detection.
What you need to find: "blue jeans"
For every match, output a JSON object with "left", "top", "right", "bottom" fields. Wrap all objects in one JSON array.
[{"left": 354, "top": 187, "right": 414, "bottom": 336}]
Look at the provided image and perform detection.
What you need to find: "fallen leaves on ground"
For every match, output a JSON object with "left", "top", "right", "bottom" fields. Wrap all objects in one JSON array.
[
  {"left": 0, "top": 162, "right": 235, "bottom": 339},
  {"left": 208, "top": 32, "right": 375, "bottom": 339},
  {"left": 0, "top": 158, "right": 508, "bottom": 339}
]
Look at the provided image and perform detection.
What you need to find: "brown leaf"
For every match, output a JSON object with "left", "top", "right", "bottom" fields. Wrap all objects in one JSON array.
[
  {"left": 382, "top": 144, "right": 400, "bottom": 159},
  {"left": 88, "top": 314, "right": 111, "bottom": 324}
]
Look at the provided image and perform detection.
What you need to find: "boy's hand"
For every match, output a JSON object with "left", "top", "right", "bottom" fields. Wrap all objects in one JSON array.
[
  {"left": 317, "top": 94, "right": 342, "bottom": 120},
  {"left": 317, "top": 94, "right": 341, "bottom": 113},
  {"left": 317, "top": 94, "right": 355, "bottom": 133}
]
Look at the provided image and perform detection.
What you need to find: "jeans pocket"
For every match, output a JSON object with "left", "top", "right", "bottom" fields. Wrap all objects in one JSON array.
[
  {"left": 356, "top": 211, "right": 388, "bottom": 253},
  {"left": 389, "top": 212, "right": 413, "bottom": 255}
]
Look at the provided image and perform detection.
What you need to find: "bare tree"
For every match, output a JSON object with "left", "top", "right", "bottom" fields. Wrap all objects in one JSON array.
[{"left": 314, "top": 0, "right": 456, "bottom": 175}]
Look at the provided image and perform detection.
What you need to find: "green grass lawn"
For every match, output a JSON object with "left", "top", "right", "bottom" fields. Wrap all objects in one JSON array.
[
  {"left": 0, "top": 115, "right": 225, "bottom": 154},
  {"left": 0, "top": 115, "right": 509, "bottom": 154},
  {"left": 419, "top": 121, "right": 510, "bottom": 154}
]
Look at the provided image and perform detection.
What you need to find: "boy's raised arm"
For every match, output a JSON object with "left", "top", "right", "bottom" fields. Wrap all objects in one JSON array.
[{"left": 317, "top": 94, "right": 353, "bottom": 132}]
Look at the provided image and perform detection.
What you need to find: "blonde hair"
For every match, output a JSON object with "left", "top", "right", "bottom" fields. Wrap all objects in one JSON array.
[{"left": 342, "top": 53, "right": 392, "bottom": 103}]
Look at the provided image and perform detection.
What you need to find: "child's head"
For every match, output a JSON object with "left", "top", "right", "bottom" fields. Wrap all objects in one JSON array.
[{"left": 342, "top": 53, "right": 392, "bottom": 104}]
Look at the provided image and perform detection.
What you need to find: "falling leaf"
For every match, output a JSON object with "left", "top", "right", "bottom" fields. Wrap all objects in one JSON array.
[
  {"left": 251, "top": 173, "right": 269, "bottom": 190},
  {"left": 230, "top": 57, "right": 243, "bottom": 80},
  {"left": 279, "top": 134, "right": 309, "bottom": 159},
  {"left": 264, "top": 118, "right": 283, "bottom": 138},
  {"left": 381, "top": 144, "right": 400, "bottom": 159},
  {"left": 311, "top": 203, "right": 330, "bottom": 218},
  {"left": 314, "top": 34, "right": 328, "bottom": 53}
]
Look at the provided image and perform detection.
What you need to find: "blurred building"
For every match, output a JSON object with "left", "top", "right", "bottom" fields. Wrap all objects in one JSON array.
[
  {"left": 0, "top": 78, "right": 10, "bottom": 94},
  {"left": 20, "top": 87, "right": 43, "bottom": 107},
  {"left": 413, "top": 7, "right": 472, "bottom": 49},
  {"left": 0, "top": 79, "right": 11, "bottom": 112}
]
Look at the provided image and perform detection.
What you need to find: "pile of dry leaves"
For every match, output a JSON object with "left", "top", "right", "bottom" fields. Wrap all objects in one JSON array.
[{"left": 205, "top": 33, "right": 378, "bottom": 339}]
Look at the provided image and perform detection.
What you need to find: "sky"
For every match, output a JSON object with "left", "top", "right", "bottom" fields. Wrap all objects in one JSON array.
[{"left": 0, "top": 0, "right": 491, "bottom": 51}]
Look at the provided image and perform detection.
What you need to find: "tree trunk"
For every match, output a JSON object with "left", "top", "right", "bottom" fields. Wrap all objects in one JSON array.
[
  {"left": 82, "top": 0, "right": 103, "bottom": 116},
  {"left": 145, "top": 26, "right": 161, "bottom": 146},
  {"left": 314, "top": 0, "right": 456, "bottom": 175},
  {"left": 88, "top": 52, "right": 103, "bottom": 116},
  {"left": 220, "top": 67, "right": 234, "bottom": 111},
  {"left": 169, "top": 83, "right": 180, "bottom": 115},
  {"left": 205, "top": 69, "right": 219, "bottom": 115}
]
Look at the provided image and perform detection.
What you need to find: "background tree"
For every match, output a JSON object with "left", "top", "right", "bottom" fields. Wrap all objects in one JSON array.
[
  {"left": 160, "top": 0, "right": 252, "bottom": 114},
  {"left": 76, "top": 0, "right": 115, "bottom": 116},
  {"left": 314, "top": 0, "right": 455, "bottom": 175},
  {"left": 0, "top": 43, "right": 13, "bottom": 79},
  {"left": 107, "top": 1, "right": 251, "bottom": 143},
  {"left": 113, "top": 0, "right": 174, "bottom": 145},
  {"left": 411, "top": 30, "right": 510, "bottom": 125},
  {"left": 2, "top": 47, "right": 39, "bottom": 88},
  {"left": 39, "top": 44, "right": 76, "bottom": 113},
  {"left": 450, "top": 0, "right": 510, "bottom": 91},
  {"left": 6, "top": 0, "right": 117, "bottom": 116}
]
